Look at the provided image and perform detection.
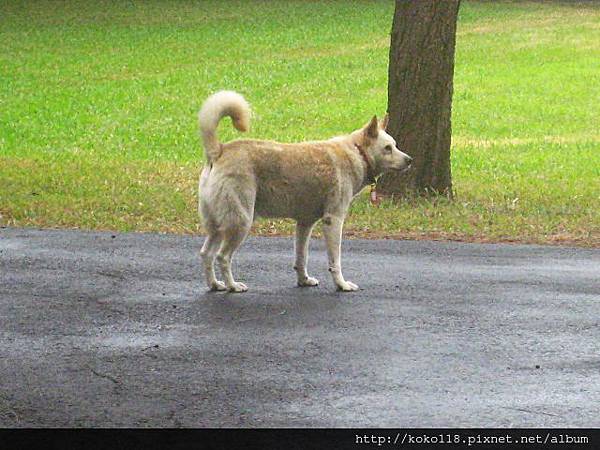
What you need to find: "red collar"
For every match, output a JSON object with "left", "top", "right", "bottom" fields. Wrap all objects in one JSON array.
[{"left": 354, "top": 143, "right": 376, "bottom": 184}]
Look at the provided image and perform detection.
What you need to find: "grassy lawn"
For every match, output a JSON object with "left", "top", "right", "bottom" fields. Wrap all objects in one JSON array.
[{"left": 1, "top": 0, "right": 599, "bottom": 246}]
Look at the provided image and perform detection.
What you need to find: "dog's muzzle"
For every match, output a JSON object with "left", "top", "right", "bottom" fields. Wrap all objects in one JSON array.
[{"left": 393, "top": 156, "right": 413, "bottom": 173}]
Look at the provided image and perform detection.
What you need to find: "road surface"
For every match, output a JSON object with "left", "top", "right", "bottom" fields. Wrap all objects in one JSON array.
[{"left": 1, "top": 228, "right": 599, "bottom": 427}]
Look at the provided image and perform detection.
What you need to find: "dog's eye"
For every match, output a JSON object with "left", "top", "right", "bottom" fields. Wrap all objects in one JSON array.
[{"left": 384, "top": 145, "right": 393, "bottom": 153}]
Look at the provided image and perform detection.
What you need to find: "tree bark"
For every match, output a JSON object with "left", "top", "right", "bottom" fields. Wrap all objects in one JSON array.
[{"left": 377, "top": 0, "right": 460, "bottom": 198}]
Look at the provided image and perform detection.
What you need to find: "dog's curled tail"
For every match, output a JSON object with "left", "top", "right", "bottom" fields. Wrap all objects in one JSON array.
[{"left": 198, "top": 91, "right": 250, "bottom": 163}]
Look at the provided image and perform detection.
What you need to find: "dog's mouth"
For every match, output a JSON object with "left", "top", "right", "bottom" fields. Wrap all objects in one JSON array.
[{"left": 392, "top": 164, "right": 412, "bottom": 174}]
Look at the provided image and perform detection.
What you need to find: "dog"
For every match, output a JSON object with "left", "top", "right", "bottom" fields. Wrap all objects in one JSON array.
[{"left": 198, "top": 91, "right": 412, "bottom": 293}]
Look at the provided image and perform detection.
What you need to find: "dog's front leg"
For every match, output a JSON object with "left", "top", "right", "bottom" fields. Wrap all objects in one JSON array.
[
  {"left": 294, "top": 221, "right": 319, "bottom": 287},
  {"left": 322, "top": 215, "right": 358, "bottom": 292}
]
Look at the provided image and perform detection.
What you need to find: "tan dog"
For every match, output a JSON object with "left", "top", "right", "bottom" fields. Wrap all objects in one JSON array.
[{"left": 198, "top": 91, "right": 412, "bottom": 292}]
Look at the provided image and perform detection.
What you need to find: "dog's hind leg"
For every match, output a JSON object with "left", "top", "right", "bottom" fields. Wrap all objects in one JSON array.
[
  {"left": 217, "top": 223, "right": 251, "bottom": 293},
  {"left": 322, "top": 214, "right": 359, "bottom": 292},
  {"left": 294, "top": 221, "right": 319, "bottom": 287},
  {"left": 200, "top": 232, "right": 226, "bottom": 291}
]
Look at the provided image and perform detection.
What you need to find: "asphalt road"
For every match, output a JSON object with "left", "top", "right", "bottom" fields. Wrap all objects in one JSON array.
[{"left": 1, "top": 227, "right": 599, "bottom": 427}]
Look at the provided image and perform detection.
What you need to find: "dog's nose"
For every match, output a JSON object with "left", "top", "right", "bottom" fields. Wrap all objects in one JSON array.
[{"left": 406, "top": 156, "right": 413, "bottom": 166}]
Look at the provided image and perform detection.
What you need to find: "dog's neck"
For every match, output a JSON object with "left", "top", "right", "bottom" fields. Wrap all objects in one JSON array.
[{"left": 354, "top": 143, "right": 377, "bottom": 185}]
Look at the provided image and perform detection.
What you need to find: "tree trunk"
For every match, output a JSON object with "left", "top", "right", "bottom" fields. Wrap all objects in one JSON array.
[{"left": 377, "top": 0, "right": 460, "bottom": 198}]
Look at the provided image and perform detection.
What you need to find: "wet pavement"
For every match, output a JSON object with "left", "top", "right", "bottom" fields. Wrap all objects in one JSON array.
[{"left": 1, "top": 227, "right": 599, "bottom": 426}]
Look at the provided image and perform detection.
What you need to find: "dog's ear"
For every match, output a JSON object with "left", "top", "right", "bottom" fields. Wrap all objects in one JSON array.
[
  {"left": 364, "top": 115, "right": 379, "bottom": 139},
  {"left": 380, "top": 113, "right": 389, "bottom": 131}
]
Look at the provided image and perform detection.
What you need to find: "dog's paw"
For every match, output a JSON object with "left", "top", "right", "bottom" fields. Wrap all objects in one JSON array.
[
  {"left": 209, "top": 281, "right": 227, "bottom": 292},
  {"left": 336, "top": 281, "right": 359, "bottom": 292},
  {"left": 227, "top": 282, "right": 248, "bottom": 293},
  {"left": 298, "top": 276, "right": 319, "bottom": 287}
]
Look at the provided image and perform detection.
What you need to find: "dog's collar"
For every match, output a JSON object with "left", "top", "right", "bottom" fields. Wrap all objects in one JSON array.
[{"left": 354, "top": 143, "right": 376, "bottom": 184}]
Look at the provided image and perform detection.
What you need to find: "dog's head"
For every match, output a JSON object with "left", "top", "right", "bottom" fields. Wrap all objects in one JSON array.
[{"left": 359, "top": 115, "right": 412, "bottom": 173}]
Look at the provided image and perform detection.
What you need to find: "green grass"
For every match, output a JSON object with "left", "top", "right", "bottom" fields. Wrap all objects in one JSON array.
[{"left": 1, "top": 0, "right": 599, "bottom": 246}]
